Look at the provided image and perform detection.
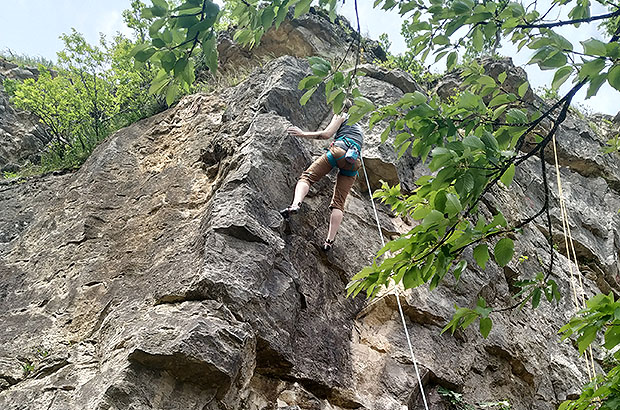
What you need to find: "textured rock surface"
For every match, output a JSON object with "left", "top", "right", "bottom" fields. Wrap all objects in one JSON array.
[
  {"left": 217, "top": 8, "right": 385, "bottom": 73},
  {"left": 0, "top": 59, "right": 51, "bottom": 173},
  {"left": 1, "top": 53, "right": 619, "bottom": 410}
]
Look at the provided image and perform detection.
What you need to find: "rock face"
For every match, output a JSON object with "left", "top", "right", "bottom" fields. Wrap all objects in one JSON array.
[
  {"left": 217, "top": 8, "right": 386, "bottom": 72},
  {"left": 0, "top": 59, "right": 51, "bottom": 173},
  {"left": 1, "top": 52, "right": 619, "bottom": 410}
]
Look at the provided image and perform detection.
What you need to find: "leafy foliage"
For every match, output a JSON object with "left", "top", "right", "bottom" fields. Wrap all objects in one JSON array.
[
  {"left": 375, "top": 26, "right": 441, "bottom": 85},
  {"left": 557, "top": 293, "right": 620, "bottom": 409},
  {"left": 5, "top": 13, "right": 162, "bottom": 173}
]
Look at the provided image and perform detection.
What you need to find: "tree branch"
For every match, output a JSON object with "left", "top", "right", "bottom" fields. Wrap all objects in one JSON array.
[{"left": 516, "top": 9, "right": 620, "bottom": 29}]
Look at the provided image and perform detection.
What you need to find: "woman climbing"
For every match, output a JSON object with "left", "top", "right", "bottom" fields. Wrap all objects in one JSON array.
[{"left": 280, "top": 102, "right": 364, "bottom": 252}]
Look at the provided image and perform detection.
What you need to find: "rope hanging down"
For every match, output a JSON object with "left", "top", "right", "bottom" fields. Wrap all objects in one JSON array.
[
  {"left": 360, "top": 156, "right": 430, "bottom": 410},
  {"left": 551, "top": 135, "right": 597, "bottom": 381}
]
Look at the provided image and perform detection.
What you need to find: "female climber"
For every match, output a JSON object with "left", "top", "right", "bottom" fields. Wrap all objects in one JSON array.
[{"left": 280, "top": 103, "right": 364, "bottom": 252}]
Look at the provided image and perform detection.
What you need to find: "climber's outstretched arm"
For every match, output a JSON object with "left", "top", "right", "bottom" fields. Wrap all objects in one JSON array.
[{"left": 287, "top": 114, "right": 346, "bottom": 140}]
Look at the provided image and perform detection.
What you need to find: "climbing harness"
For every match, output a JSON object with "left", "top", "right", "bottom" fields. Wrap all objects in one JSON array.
[
  {"left": 336, "top": 135, "right": 362, "bottom": 163},
  {"left": 326, "top": 148, "right": 359, "bottom": 177},
  {"left": 551, "top": 135, "right": 597, "bottom": 382},
  {"left": 360, "top": 155, "right": 430, "bottom": 410}
]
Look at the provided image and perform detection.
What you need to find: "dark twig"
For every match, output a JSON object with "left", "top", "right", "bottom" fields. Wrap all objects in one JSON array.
[{"left": 516, "top": 9, "right": 620, "bottom": 29}]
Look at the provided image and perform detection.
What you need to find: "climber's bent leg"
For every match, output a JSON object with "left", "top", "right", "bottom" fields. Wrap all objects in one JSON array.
[{"left": 282, "top": 153, "right": 333, "bottom": 218}]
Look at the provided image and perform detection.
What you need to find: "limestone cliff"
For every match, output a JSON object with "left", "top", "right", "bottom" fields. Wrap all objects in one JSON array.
[{"left": 1, "top": 27, "right": 620, "bottom": 410}]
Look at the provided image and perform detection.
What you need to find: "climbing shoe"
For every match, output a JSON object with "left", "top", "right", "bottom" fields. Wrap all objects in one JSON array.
[
  {"left": 321, "top": 238, "right": 335, "bottom": 252},
  {"left": 279, "top": 203, "right": 301, "bottom": 219}
]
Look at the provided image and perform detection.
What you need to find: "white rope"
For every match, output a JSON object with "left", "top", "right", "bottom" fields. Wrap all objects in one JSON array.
[
  {"left": 360, "top": 156, "right": 430, "bottom": 410},
  {"left": 551, "top": 136, "right": 597, "bottom": 381}
]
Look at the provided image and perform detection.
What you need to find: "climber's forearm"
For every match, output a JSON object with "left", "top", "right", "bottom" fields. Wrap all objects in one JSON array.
[
  {"left": 287, "top": 126, "right": 330, "bottom": 139},
  {"left": 304, "top": 130, "right": 329, "bottom": 139}
]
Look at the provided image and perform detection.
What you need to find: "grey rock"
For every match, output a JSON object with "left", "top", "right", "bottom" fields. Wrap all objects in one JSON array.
[{"left": 0, "top": 55, "right": 618, "bottom": 410}]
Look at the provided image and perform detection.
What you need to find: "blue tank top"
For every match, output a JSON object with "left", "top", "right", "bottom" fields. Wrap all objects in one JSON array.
[{"left": 334, "top": 115, "right": 364, "bottom": 148}]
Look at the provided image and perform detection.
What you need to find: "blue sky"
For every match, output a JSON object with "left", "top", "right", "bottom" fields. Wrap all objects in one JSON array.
[
  {"left": 1, "top": 0, "right": 132, "bottom": 61},
  {"left": 1, "top": 0, "right": 617, "bottom": 115}
]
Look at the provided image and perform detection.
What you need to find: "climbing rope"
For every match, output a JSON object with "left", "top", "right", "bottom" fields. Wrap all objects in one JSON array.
[
  {"left": 551, "top": 135, "right": 597, "bottom": 381},
  {"left": 360, "top": 156, "right": 430, "bottom": 410}
]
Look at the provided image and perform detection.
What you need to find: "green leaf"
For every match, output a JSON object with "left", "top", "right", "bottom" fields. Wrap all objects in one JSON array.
[
  {"left": 494, "top": 238, "right": 514, "bottom": 267},
  {"left": 413, "top": 206, "right": 431, "bottom": 220},
  {"left": 452, "top": 0, "right": 473, "bottom": 14},
  {"left": 500, "top": 163, "right": 516, "bottom": 187},
  {"left": 446, "top": 52, "right": 457, "bottom": 70},
  {"left": 327, "top": 89, "right": 343, "bottom": 104},
  {"left": 453, "top": 260, "right": 467, "bottom": 281},
  {"left": 472, "top": 27, "right": 483, "bottom": 52},
  {"left": 173, "top": 56, "right": 188, "bottom": 78},
  {"left": 445, "top": 193, "right": 462, "bottom": 216},
  {"left": 497, "top": 72, "right": 507, "bottom": 84},
  {"left": 135, "top": 47, "right": 157, "bottom": 62},
  {"left": 149, "top": 70, "right": 171, "bottom": 95},
  {"left": 488, "top": 93, "right": 510, "bottom": 107},
  {"left": 152, "top": 0, "right": 168, "bottom": 11},
  {"left": 176, "top": 15, "right": 199, "bottom": 28},
  {"left": 479, "top": 317, "right": 492, "bottom": 338},
  {"left": 532, "top": 288, "right": 542, "bottom": 308},
  {"left": 473, "top": 244, "right": 489, "bottom": 270},
  {"left": 518, "top": 81, "right": 529, "bottom": 98},
  {"left": 202, "top": 34, "right": 218, "bottom": 74},
  {"left": 552, "top": 65, "right": 573, "bottom": 89},
  {"left": 403, "top": 267, "right": 422, "bottom": 289},
  {"left": 506, "top": 108, "right": 527, "bottom": 124},
  {"left": 582, "top": 38, "right": 607, "bottom": 57},
  {"left": 580, "top": 58, "right": 606, "bottom": 80},
  {"left": 604, "top": 324, "right": 620, "bottom": 349},
  {"left": 275, "top": 1, "right": 290, "bottom": 29},
  {"left": 165, "top": 82, "right": 177, "bottom": 106},
  {"left": 577, "top": 326, "right": 598, "bottom": 354},
  {"left": 298, "top": 75, "right": 323, "bottom": 90},
  {"left": 261, "top": 7, "right": 276, "bottom": 28},
  {"left": 608, "top": 64, "right": 620, "bottom": 91},
  {"left": 308, "top": 56, "right": 331, "bottom": 77},
  {"left": 141, "top": 7, "right": 155, "bottom": 18},
  {"left": 152, "top": 38, "right": 166, "bottom": 48},
  {"left": 422, "top": 209, "right": 445, "bottom": 227},
  {"left": 433, "top": 35, "right": 450, "bottom": 45},
  {"left": 294, "top": 0, "right": 312, "bottom": 18},
  {"left": 401, "top": 91, "right": 427, "bottom": 106},
  {"left": 149, "top": 18, "right": 166, "bottom": 37},
  {"left": 161, "top": 51, "right": 176, "bottom": 72},
  {"left": 586, "top": 73, "right": 607, "bottom": 99},
  {"left": 300, "top": 86, "right": 317, "bottom": 106},
  {"left": 540, "top": 51, "right": 567, "bottom": 70},
  {"left": 529, "top": 45, "right": 553, "bottom": 65},
  {"left": 492, "top": 105, "right": 507, "bottom": 120}
]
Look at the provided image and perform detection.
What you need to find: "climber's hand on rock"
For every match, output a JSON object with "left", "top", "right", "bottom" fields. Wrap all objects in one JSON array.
[{"left": 287, "top": 126, "right": 305, "bottom": 137}]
